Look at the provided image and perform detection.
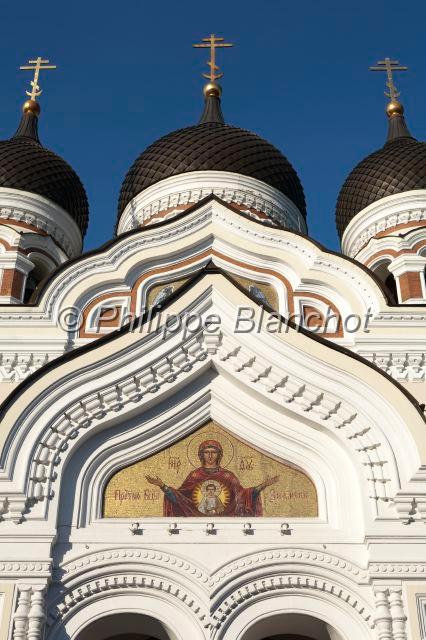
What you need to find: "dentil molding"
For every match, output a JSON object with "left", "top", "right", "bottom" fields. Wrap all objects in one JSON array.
[
  {"left": 4, "top": 322, "right": 391, "bottom": 523},
  {"left": 117, "top": 171, "right": 307, "bottom": 235},
  {"left": 210, "top": 548, "right": 369, "bottom": 587},
  {"left": 210, "top": 574, "right": 374, "bottom": 631},
  {"left": 0, "top": 188, "right": 82, "bottom": 258},
  {"left": 341, "top": 190, "right": 426, "bottom": 259},
  {"left": 45, "top": 574, "right": 209, "bottom": 630},
  {"left": 2, "top": 349, "right": 426, "bottom": 384},
  {"left": 60, "top": 548, "right": 209, "bottom": 584}
]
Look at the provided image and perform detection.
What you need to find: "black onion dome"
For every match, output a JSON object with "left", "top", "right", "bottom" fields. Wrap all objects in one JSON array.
[
  {"left": 0, "top": 111, "right": 89, "bottom": 235},
  {"left": 118, "top": 94, "right": 306, "bottom": 220},
  {"left": 336, "top": 112, "right": 426, "bottom": 239}
]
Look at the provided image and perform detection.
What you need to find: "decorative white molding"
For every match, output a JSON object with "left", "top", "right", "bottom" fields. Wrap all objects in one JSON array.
[
  {"left": 59, "top": 548, "right": 209, "bottom": 584},
  {"left": 374, "top": 587, "right": 393, "bottom": 640},
  {"left": 85, "top": 296, "right": 131, "bottom": 335},
  {"left": 117, "top": 171, "right": 307, "bottom": 235},
  {"left": 0, "top": 196, "right": 423, "bottom": 393},
  {"left": 0, "top": 561, "right": 51, "bottom": 577},
  {"left": 4, "top": 343, "right": 425, "bottom": 386},
  {"left": 0, "top": 352, "right": 62, "bottom": 382},
  {"left": 373, "top": 587, "right": 408, "bottom": 640},
  {"left": 0, "top": 188, "right": 82, "bottom": 258},
  {"left": 45, "top": 547, "right": 376, "bottom": 638},
  {"left": 0, "top": 197, "right": 403, "bottom": 386},
  {"left": 46, "top": 574, "right": 209, "bottom": 630},
  {"left": 210, "top": 574, "right": 374, "bottom": 630},
  {"left": 342, "top": 190, "right": 426, "bottom": 259},
  {"left": 0, "top": 224, "right": 67, "bottom": 267},
  {"left": 0, "top": 198, "right": 392, "bottom": 326},
  {"left": 370, "top": 564, "right": 426, "bottom": 576},
  {"left": 19, "top": 324, "right": 393, "bottom": 524},
  {"left": 13, "top": 585, "right": 47, "bottom": 640},
  {"left": 13, "top": 586, "right": 31, "bottom": 640},
  {"left": 1, "top": 280, "right": 419, "bottom": 529},
  {"left": 210, "top": 548, "right": 369, "bottom": 587},
  {"left": 358, "top": 352, "right": 426, "bottom": 382},
  {"left": 388, "top": 254, "right": 426, "bottom": 277}
]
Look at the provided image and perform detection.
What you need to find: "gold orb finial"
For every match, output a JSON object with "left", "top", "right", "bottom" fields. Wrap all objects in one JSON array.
[
  {"left": 370, "top": 58, "right": 408, "bottom": 117},
  {"left": 203, "top": 81, "right": 222, "bottom": 98},
  {"left": 386, "top": 100, "right": 404, "bottom": 118},
  {"left": 22, "top": 99, "right": 40, "bottom": 116}
]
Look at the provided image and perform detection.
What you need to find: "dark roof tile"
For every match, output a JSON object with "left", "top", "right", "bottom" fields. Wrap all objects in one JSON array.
[
  {"left": 118, "top": 122, "right": 306, "bottom": 223},
  {"left": 336, "top": 136, "right": 426, "bottom": 238},
  {"left": 0, "top": 112, "right": 89, "bottom": 235}
]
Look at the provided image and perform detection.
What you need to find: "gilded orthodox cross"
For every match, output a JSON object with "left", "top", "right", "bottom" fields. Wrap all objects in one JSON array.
[
  {"left": 193, "top": 34, "right": 233, "bottom": 82},
  {"left": 370, "top": 58, "right": 408, "bottom": 102},
  {"left": 20, "top": 57, "right": 57, "bottom": 101}
]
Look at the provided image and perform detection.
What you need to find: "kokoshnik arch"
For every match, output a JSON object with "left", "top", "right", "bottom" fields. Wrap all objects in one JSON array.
[{"left": 0, "top": 42, "right": 424, "bottom": 640}]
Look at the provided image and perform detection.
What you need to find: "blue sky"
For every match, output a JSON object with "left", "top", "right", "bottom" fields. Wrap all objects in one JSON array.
[{"left": 1, "top": 0, "right": 425, "bottom": 252}]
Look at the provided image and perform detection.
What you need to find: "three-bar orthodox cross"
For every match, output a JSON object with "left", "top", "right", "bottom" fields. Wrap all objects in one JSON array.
[
  {"left": 193, "top": 34, "right": 233, "bottom": 82},
  {"left": 20, "top": 57, "right": 57, "bottom": 101},
  {"left": 369, "top": 58, "right": 408, "bottom": 102}
]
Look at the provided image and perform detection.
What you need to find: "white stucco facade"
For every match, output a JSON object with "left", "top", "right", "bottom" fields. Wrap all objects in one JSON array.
[{"left": 0, "top": 175, "right": 426, "bottom": 640}]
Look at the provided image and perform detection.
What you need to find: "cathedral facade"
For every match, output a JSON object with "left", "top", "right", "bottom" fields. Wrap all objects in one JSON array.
[{"left": 0, "top": 50, "right": 425, "bottom": 640}]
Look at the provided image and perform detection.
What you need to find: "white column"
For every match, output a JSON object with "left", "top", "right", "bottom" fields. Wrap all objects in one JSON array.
[
  {"left": 13, "top": 585, "right": 46, "bottom": 640},
  {"left": 13, "top": 586, "right": 31, "bottom": 640},
  {"left": 389, "top": 588, "right": 407, "bottom": 640},
  {"left": 388, "top": 255, "right": 426, "bottom": 303},
  {"left": 374, "top": 588, "right": 393, "bottom": 640}
]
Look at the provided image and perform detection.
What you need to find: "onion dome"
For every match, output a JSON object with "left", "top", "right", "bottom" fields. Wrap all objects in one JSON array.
[
  {"left": 0, "top": 100, "right": 89, "bottom": 235},
  {"left": 118, "top": 82, "right": 306, "bottom": 223},
  {"left": 336, "top": 100, "right": 426, "bottom": 239}
]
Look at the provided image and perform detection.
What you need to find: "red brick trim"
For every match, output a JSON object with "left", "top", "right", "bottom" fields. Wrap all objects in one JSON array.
[
  {"left": 78, "top": 252, "right": 344, "bottom": 340},
  {"left": 398, "top": 271, "right": 424, "bottom": 301},
  {"left": 0, "top": 269, "right": 24, "bottom": 299},
  {"left": 357, "top": 220, "right": 426, "bottom": 257},
  {"left": 365, "top": 239, "right": 426, "bottom": 268},
  {"left": 0, "top": 220, "right": 47, "bottom": 236},
  {"left": 294, "top": 291, "right": 343, "bottom": 338}
]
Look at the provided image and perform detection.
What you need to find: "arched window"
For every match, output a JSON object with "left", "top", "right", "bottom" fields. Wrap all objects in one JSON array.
[
  {"left": 23, "top": 255, "right": 55, "bottom": 303},
  {"left": 371, "top": 259, "right": 398, "bottom": 303}
]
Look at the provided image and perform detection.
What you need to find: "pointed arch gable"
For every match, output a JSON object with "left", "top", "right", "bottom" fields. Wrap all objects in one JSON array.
[
  {"left": 0, "top": 272, "right": 424, "bottom": 529},
  {"left": 63, "top": 386, "right": 339, "bottom": 531}
]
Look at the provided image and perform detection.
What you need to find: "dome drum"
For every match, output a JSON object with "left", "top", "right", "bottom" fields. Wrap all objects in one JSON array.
[
  {"left": 0, "top": 187, "right": 84, "bottom": 258},
  {"left": 0, "top": 106, "right": 89, "bottom": 301},
  {"left": 117, "top": 170, "right": 307, "bottom": 234},
  {"left": 117, "top": 119, "right": 306, "bottom": 232},
  {"left": 335, "top": 105, "right": 426, "bottom": 302},
  {"left": 341, "top": 189, "right": 426, "bottom": 260},
  {"left": 336, "top": 120, "right": 426, "bottom": 243},
  {"left": 0, "top": 110, "right": 89, "bottom": 240}
]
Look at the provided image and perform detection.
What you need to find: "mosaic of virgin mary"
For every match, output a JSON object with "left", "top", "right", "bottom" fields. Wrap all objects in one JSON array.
[{"left": 146, "top": 439, "right": 279, "bottom": 517}]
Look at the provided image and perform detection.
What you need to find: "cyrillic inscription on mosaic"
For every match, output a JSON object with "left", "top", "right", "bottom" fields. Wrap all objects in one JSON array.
[{"left": 103, "top": 422, "right": 318, "bottom": 517}]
